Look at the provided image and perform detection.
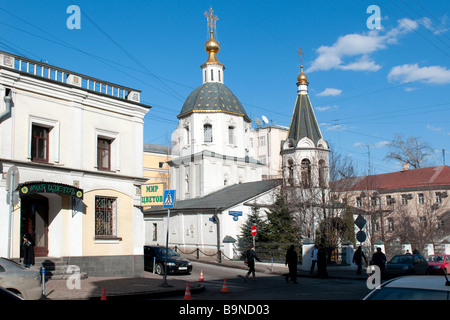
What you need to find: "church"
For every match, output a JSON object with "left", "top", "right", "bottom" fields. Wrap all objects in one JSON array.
[{"left": 143, "top": 8, "right": 329, "bottom": 258}]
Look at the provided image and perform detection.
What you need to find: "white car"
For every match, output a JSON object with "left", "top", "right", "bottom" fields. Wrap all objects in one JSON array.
[
  {"left": 364, "top": 275, "right": 450, "bottom": 300},
  {"left": 0, "top": 258, "right": 43, "bottom": 300}
]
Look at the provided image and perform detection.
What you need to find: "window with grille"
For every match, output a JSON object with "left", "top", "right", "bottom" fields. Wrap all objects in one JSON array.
[
  {"left": 95, "top": 197, "right": 117, "bottom": 237},
  {"left": 31, "top": 125, "right": 50, "bottom": 162},
  {"left": 204, "top": 124, "right": 213, "bottom": 143}
]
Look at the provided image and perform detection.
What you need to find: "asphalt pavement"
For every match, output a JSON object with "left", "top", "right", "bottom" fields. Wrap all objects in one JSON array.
[{"left": 41, "top": 257, "right": 368, "bottom": 300}]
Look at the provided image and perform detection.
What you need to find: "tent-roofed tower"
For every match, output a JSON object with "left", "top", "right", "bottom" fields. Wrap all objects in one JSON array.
[{"left": 281, "top": 49, "right": 330, "bottom": 189}]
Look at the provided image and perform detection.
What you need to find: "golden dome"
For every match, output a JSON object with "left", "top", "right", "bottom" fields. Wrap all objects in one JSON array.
[
  {"left": 296, "top": 65, "right": 308, "bottom": 86},
  {"left": 205, "top": 31, "right": 220, "bottom": 64}
]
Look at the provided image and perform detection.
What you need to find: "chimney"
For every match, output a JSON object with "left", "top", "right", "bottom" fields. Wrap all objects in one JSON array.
[{"left": 401, "top": 163, "right": 410, "bottom": 171}]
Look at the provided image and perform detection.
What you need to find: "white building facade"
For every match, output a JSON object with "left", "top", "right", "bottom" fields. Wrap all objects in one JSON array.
[{"left": 0, "top": 51, "right": 150, "bottom": 276}]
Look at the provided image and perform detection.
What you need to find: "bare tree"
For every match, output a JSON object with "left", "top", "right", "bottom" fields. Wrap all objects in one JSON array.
[{"left": 384, "top": 134, "right": 434, "bottom": 169}]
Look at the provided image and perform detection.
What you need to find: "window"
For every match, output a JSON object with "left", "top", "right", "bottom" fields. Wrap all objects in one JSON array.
[
  {"left": 287, "top": 159, "right": 294, "bottom": 186},
  {"left": 218, "top": 70, "right": 221, "bottom": 82},
  {"left": 211, "top": 69, "right": 214, "bottom": 81},
  {"left": 97, "top": 138, "right": 112, "bottom": 171},
  {"left": 95, "top": 197, "right": 117, "bottom": 237},
  {"left": 185, "top": 126, "right": 190, "bottom": 145},
  {"left": 386, "top": 195, "right": 395, "bottom": 206},
  {"left": 418, "top": 193, "right": 424, "bottom": 204},
  {"left": 204, "top": 124, "right": 213, "bottom": 143},
  {"left": 401, "top": 194, "right": 409, "bottom": 205},
  {"left": 152, "top": 223, "right": 157, "bottom": 241},
  {"left": 387, "top": 218, "right": 394, "bottom": 232},
  {"left": 319, "top": 160, "right": 326, "bottom": 188},
  {"left": 370, "top": 197, "right": 377, "bottom": 207},
  {"left": 436, "top": 192, "right": 442, "bottom": 204},
  {"left": 31, "top": 125, "right": 50, "bottom": 162},
  {"left": 258, "top": 136, "right": 266, "bottom": 147},
  {"left": 301, "top": 159, "right": 311, "bottom": 188},
  {"left": 228, "top": 126, "right": 235, "bottom": 144},
  {"left": 356, "top": 197, "right": 362, "bottom": 207}
]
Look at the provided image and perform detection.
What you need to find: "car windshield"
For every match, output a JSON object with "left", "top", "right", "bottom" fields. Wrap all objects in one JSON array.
[
  {"left": 156, "top": 247, "right": 179, "bottom": 257},
  {"left": 428, "top": 256, "right": 445, "bottom": 262},
  {"left": 390, "top": 256, "right": 412, "bottom": 264},
  {"left": 366, "top": 287, "right": 448, "bottom": 300}
]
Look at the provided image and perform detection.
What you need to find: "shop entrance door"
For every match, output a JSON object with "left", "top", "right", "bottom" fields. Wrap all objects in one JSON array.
[{"left": 20, "top": 195, "right": 49, "bottom": 257}]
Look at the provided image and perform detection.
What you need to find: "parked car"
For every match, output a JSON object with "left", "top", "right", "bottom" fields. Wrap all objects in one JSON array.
[
  {"left": 144, "top": 246, "right": 193, "bottom": 275},
  {"left": 364, "top": 275, "right": 450, "bottom": 300},
  {"left": 427, "top": 254, "right": 450, "bottom": 275},
  {"left": 384, "top": 254, "right": 429, "bottom": 278},
  {"left": 0, "top": 258, "right": 42, "bottom": 300}
]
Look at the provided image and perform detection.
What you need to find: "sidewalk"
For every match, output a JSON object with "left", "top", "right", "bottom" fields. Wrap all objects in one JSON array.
[{"left": 42, "top": 257, "right": 367, "bottom": 300}]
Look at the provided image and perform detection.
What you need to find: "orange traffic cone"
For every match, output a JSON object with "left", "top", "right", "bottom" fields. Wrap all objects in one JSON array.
[
  {"left": 220, "top": 278, "right": 229, "bottom": 293},
  {"left": 101, "top": 288, "right": 107, "bottom": 300},
  {"left": 199, "top": 270, "right": 205, "bottom": 282},
  {"left": 183, "top": 283, "right": 192, "bottom": 300}
]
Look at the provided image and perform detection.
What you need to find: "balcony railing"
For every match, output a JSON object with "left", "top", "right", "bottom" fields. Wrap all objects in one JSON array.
[{"left": 0, "top": 51, "right": 141, "bottom": 103}]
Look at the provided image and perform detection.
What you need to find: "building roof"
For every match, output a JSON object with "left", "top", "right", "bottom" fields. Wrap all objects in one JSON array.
[
  {"left": 286, "top": 93, "right": 323, "bottom": 146},
  {"left": 177, "top": 82, "right": 250, "bottom": 122},
  {"left": 144, "top": 179, "right": 281, "bottom": 214},
  {"left": 333, "top": 166, "right": 450, "bottom": 192},
  {"left": 143, "top": 143, "right": 171, "bottom": 155}
]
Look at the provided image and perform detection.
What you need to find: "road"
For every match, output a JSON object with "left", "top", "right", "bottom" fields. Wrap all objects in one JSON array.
[{"left": 156, "top": 261, "right": 371, "bottom": 300}]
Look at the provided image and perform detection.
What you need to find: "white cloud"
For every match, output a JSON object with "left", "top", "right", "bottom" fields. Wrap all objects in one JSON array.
[
  {"left": 315, "top": 105, "right": 339, "bottom": 112},
  {"left": 354, "top": 141, "right": 390, "bottom": 148},
  {"left": 427, "top": 125, "right": 442, "bottom": 132},
  {"left": 307, "top": 18, "right": 418, "bottom": 73},
  {"left": 388, "top": 63, "right": 450, "bottom": 84},
  {"left": 374, "top": 141, "right": 390, "bottom": 148},
  {"left": 317, "top": 88, "right": 342, "bottom": 96}
]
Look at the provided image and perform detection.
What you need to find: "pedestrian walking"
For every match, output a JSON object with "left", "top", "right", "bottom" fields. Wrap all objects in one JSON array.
[
  {"left": 22, "top": 234, "right": 35, "bottom": 268},
  {"left": 285, "top": 245, "right": 298, "bottom": 284},
  {"left": 371, "top": 247, "right": 387, "bottom": 277},
  {"left": 353, "top": 246, "right": 367, "bottom": 275},
  {"left": 244, "top": 244, "right": 261, "bottom": 281},
  {"left": 317, "top": 245, "right": 328, "bottom": 279},
  {"left": 310, "top": 244, "right": 318, "bottom": 274}
]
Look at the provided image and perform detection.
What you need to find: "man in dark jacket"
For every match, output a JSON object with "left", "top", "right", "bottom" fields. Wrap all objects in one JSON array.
[
  {"left": 285, "top": 245, "right": 298, "bottom": 283},
  {"left": 371, "top": 247, "right": 387, "bottom": 276},
  {"left": 353, "top": 246, "right": 367, "bottom": 275},
  {"left": 244, "top": 244, "right": 261, "bottom": 281},
  {"left": 22, "top": 234, "right": 35, "bottom": 268}
]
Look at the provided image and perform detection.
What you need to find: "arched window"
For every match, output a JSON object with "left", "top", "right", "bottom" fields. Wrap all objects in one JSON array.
[
  {"left": 228, "top": 126, "right": 235, "bottom": 144},
  {"left": 204, "top": 124, "right": 213, "bottom": 143},
  {"left": 319, "top": 159, "right": 326, "bottom": 188},
  {"left": 287, "top": 159, "right": 294, "bottom": 186},
  {"left": 301, "top": 159, "right": 311, "bottom": 188}
]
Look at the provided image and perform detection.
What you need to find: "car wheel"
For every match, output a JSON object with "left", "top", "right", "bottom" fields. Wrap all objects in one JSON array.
[{"left": 156, "top": 263, "right": 164, "bottom": 275}]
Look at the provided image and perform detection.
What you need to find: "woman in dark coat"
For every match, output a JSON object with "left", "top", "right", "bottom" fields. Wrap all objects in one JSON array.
[
  {"left": 285, "top": 245, "right": 298, "bottom": 283},
  {"left": 22, "top": 234, "right": 35, "bottom": 268},
  {"left": 317, "top": 245, "right": 328, "bottom": 279}
]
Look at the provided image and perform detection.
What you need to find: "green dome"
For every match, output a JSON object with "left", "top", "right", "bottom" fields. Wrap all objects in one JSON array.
[{"left": 178, "top": 82, "right": 250, "bottom": 122}]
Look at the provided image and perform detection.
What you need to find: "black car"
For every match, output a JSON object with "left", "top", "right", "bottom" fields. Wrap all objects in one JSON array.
[
  {"left": 144, "top": 246, "right": 193, "bottom": 275},
  {"left": 384, "top": 254, "right": 429, "bottom": 278}
]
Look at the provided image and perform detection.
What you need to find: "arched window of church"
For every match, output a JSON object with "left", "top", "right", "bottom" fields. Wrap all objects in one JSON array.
[
  {"left": 319, "top": 159, "right": 326, "bottom": 188},
  {"left": 228, "top": 126, "right": 235, "bottom": 144},
  {"left": 301, "top": 159, "right": 311, "bottom": 188},
  {"left": 184, "top": 126, "right": 190, "bottom": 145},
  {"left": 204, "top": 124, "right": 213, "bottom": 143},
  {"left": 287, "top": 158, "right": 294, "bottom": 186}
]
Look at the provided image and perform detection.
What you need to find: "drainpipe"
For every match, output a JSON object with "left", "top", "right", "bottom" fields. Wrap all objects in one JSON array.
[{"left": 0, "top": 89, "right": 13, "bottom": 121}]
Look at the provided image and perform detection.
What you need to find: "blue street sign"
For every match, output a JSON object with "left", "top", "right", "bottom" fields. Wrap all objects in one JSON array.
[
  {"left": 163, "top": 190, "right": 175, "bottom": 209},
  {"left": 228, "top": 211, "right": 243, "bottom": 221}
]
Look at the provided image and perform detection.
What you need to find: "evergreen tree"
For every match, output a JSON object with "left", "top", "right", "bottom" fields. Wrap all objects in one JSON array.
[
  {"left": 240, "top": 206, "right": 270, "bottom": 245},
  {"left": 265, "top": 192, "right": 298, "bottom": 244}
]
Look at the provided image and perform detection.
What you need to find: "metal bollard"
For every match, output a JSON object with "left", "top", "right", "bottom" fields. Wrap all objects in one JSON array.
[
  {"left": 271, "top": 258, "right": 274, "bottom": 271},
  {"left": 153, "top": 257, "right": 156, "bottom": 274},
  {"left": 41, "top": 267, "right": 46, "bottom": 295}
]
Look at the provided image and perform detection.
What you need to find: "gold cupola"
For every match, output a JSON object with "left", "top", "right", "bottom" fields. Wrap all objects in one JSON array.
[
  {"left": 296, "top": 65, "right": 309, "bottom": 86},
  {"left": 205, "top": 29, "right": 220, "bottom": 64}
]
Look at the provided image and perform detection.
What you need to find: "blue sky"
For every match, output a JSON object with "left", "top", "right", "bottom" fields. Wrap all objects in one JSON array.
[{"left": 1, "top": 0, "right": 450, "bottom": 175}]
